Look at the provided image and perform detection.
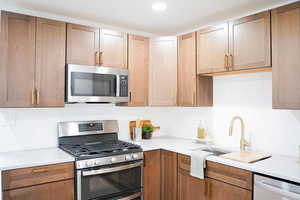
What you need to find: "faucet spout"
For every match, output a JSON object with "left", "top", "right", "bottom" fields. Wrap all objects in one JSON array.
[{"left": 229, "top": 116, "right": 250, "bottom": 151}]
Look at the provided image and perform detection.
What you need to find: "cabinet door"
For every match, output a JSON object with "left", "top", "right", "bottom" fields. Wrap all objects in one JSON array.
[
  {"left": 35, "top": 18, "right": 66, "bottom": 107},
  {"left": 128, "top": 35, "right": 149, "bottom": 106},
  {"left": 3, "top": 179, "right": 74, "bottom": 200},
  {"left": 197, "top": 23, "right": 229, "bottom": 74},
  {"left": 66, "top": 23, "right": 99, "bottom": 65},
  {"left": 144, "top": 150, "right": 161, "bottom": 200},
  {"left": 100, "top": 29, "right": 127, "bottom": 68},
  {"left": 149, "top": 37, "right": 177, "bottom": 106},
  {"left": 272, "top": 2, "right": 300, "bottom": 109},
  {"left": 229, "top": 11, "right": 271, "bottom": 70},
  {"left": 0, "top": 12, "right": 36, "bottom": 107},
  {"left": 161, "top": 150, "right": 177, "bottom": 200},
  {"left": 178, "top": 33, "right": 197, "bottom": 106},
  {"left": 178, "top": 169, "right": 206, "bottom": 200},
  {"left": 206, "top": 178, "right": 252, "bottom": 200}
]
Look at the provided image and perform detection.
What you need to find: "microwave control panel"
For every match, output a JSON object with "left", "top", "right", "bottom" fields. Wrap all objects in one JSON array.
[{"left": 119, "top": 75, "right": 128, "bottom": 97}]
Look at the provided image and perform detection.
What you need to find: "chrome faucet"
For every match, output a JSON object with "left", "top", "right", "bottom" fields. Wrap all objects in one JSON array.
[{"left": 229, "top": 116, "right": 250, "bottom": 151}]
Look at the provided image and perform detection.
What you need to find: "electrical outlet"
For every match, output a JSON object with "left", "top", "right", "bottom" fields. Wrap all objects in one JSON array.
[{"left": 0, "top": 111, "right": 15, "bottom": 126}]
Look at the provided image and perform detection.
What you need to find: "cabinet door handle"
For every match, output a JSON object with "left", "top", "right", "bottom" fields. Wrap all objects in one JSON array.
[
  {"left": 228, "top": 54, "right": 233, "bottom": 69},
  {"left": 32, "top": 168, "right": 48, "bottom": 173},
  {"left": 129, "top": 92, "right": 132, "bottom": 103},
  {"left": 31, "top": 89, "right": 36, "bottom": 105},
  {"left": 95, "top": 51, "right": 100, "bottom": 65},
  {"left": 224, "top": 54, "right": 229, "bottom": 69},
  {"left": 99, "top": 51, "right": 103, "bottom": 65},
  {"left": 36, "top": 90, "right": 40, "bottom": 105}
]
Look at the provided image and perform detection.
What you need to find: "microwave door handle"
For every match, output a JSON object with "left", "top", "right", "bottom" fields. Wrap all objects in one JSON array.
[
  {"left": 117, "top": 192, "right": 142, "bottom": 200},
  {"left": 116, "top": 75, "right": 120, "bottom": 97},
  {"left": 82, "top": 161, "right": 143, "bottom": 177},
  {"left": 255, "top": 180, "right": 300, "bottom": 199}
]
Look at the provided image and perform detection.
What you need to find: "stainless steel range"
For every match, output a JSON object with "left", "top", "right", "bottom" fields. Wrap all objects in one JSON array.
[{"left": 58, "top": 120, "right": 143, "bottom": 200}]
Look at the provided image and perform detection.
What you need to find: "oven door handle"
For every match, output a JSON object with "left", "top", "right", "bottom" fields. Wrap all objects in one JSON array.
[
  {"left": 82, "top": 161, "right": 143, "bottom": 176},
  {"left": 117, "top": 192, "right": 142, "bottom": 200}
]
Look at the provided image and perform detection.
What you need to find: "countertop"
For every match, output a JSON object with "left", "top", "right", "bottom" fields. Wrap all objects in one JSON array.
[{"left": 130, "top": 136, "right": 300, "bottom": 184}]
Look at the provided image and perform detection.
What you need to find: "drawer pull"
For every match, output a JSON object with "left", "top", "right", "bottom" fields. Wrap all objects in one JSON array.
[{"left": 32, "top": 168, "right": 49, "bottom": 173}]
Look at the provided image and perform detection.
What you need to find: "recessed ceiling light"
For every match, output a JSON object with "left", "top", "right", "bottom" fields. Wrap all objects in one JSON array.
[{"left": 152, "top": 2, "right": 167, "bottom": 11}]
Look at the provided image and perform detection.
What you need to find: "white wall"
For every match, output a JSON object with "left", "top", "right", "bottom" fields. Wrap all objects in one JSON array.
[{"left": 0, "top": 72, "right": 299, "bottom": 157}]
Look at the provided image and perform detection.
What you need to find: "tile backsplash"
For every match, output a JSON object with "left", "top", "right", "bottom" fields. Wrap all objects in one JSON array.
[{"left": 0, "top": 72, "right": 300, "bottom": 157}]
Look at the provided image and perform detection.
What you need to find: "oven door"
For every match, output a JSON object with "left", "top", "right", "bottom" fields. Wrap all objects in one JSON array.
[
  {"left": 77, "top": 161, "right": 143, "bottom": 200},
  {"left": 67, "top": 64, "right": 129, "bottom": 103}
]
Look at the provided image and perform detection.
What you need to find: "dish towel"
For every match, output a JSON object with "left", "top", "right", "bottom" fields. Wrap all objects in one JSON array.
[{"left": 190, "top": 150, "right": 213, "bottom": 179}]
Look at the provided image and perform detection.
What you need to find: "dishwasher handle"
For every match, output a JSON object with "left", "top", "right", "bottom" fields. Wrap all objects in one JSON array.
[{"left": 256, "top": 180, "right": 300, "bottom": 200}]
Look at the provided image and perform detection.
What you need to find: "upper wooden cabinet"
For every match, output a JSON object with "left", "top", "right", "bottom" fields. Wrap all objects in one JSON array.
[
  {"left": 144, "top": 150, "right": 161, "bottom": 200},
  {"left": 66, "top": 24, "right": 100, "bottom": 66},
  {"left": 0, "top": 12, "right": 36, "bottom": 107},
  {"left": 149, "top": 37, "right": 177, "bottom": 106},
  {"left": 229, "top": 11, "right": 271, "bottom": 71},
  {"left": 36, "top": 18, "right": 66, "bottom": 107},
  {"left": 197, "top": 23, "right": 229, "bottom": 74},
  {"left": 178, "top": 32, "right": 213, "bottom": 107},
  {"left": 100, "top": 29, "right": 128, "bottom": 68},
  {"left": 128, "top": 35, "right": 149, "bottom": 106},
  {"left": 272, "top": 2, "right": 300, "bottom": 109},
  {"left": 0, "top": 12, "right": 66, "bottom": 108},
  {"left": 67, "top": 24, "right": 128, "bottom": 68}
]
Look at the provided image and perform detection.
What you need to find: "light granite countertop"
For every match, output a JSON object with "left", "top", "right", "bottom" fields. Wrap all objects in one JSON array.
[{"left": 130, "top": 136, "right": 300, "bottom": 184}]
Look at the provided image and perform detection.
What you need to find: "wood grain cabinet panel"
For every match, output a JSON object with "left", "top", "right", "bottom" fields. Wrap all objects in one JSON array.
[
  {"left": 161, "top": 150, "right": 177, "bottom": 200},
  {"left": 206, "top": 178, "right": 252, "bottom": 200},
  {"left": 143, "top": 150, "right": 161, "bottom": 200},
  {"left": 272, "top": 2, "right": 300, "bottom": 109},
  {"left": 149, "top": 37, "right": 177, "bottom": 106},
  {"left": 100, "top": 29, "right": 127, "bottom": 68},
  {"left": 178, "top": 32, "right": 213, "bottom": 107},
  {"left": 128, "top": 35, "right": 149, "bottom": 106},
  {"left": 229, "top": 11, "right": 271, "bottom": 70},
  {"left": 0, "top": 12, "right": 36, "bottom": 107},
  {"left": 35, "top": 18, "right": 66, "bottom": 107},
  {"left": 3, "top": 179, "right": 74, "bottom": 200},
  {"left": 197, "top": 23, "right": 229, "bottom": 74},
  {"left": 66, "top": 23, "right": 100, "bottom": 66}
]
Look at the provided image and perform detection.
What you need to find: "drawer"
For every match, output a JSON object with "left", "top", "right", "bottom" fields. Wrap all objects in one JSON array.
[
  {"left": 2, "top": 162, "right": 74, "bottom": 190},
  {"left": 3, "top": 179, "right": 74, "bottom": 200},
  {"left": 206, "top": 161, "right": 252, "bottom": 190},
  {"left": 178, "top": 154, "right": 191, "bottom": 171}
]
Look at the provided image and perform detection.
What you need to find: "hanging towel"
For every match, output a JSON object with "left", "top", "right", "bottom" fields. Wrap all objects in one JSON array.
[{"left": 190, "top": 150, "right": 213, "bottom": 179}]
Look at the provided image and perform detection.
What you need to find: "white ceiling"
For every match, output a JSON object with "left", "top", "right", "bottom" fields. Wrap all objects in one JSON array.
[{"left": 1, "top": 0, "right": 296, "bottom": 35}]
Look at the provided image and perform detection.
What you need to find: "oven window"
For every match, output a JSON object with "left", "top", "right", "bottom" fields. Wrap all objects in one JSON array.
[
  {"left": 81, "top": 164, "right": 142, "bottom": 200},
  {"left": 71, "top": 72, "right": 116, "bottom": 96}
]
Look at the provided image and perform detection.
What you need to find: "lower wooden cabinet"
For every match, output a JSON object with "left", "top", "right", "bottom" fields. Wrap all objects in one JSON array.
[
  {"left": 144, "top": 150, "right": 161, "bottom": 200},
  {"left": 2, "top": 162, "right": 74, "bottom": 200},
  {"left": 161, "top": 150, "right": 178, "bottom": 200},
  {"left": 3, "top": 179, "right": 74, "bottom": 200}
]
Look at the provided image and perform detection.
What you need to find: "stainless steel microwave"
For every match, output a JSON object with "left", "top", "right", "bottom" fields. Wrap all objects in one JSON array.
[{"left": 66, "top": 64, "right": 129, "bottom": 103}]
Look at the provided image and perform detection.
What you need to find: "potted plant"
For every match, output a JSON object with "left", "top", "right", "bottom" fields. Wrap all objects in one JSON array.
[{"left": 142, "top": 125, "right": 154, "bottom": 139}]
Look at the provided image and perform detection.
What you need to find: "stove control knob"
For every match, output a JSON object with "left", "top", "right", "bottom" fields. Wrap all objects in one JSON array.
[
  {"left": 111, "top": 157, "right": 117, "bottom": 163},
  {"left": 132, "top": 154, "right": 139, "bottom": 160},
  {"left": 86, "top": 161, "right": 93, "bottom": 167},
  {"left": 93, "top": 161, "right": 99, "bottom": 166},
  {"left": 125, "top": 154, "right": 132, "bottom": 161}
]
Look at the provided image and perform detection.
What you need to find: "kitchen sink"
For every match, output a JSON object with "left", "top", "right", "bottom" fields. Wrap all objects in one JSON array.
[{"left": 200, "top": 148, "right": 231, "bottom": 156}]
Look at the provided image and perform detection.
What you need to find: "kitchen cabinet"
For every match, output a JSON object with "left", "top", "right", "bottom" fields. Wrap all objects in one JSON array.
[
  {"left": 100, "top": 29, "right": 128, "bottom": 68},
  {"left": 161, "top": 150, "right": 177, "bottom": 200},
  {"left": 35, "top": 18, "right": 66, "bottom": 107},
  {"left": 143, "top": 150, "right": 161, "bottom": 200},
  {"left": 178, "top": 32, "right": 213, "bottom": 107},
  {"left": 0, "top": 12, "right": 65, "bottom": 108},
  {"left": 0, "top": 12, "right": 36, "bottom": 107},
  {"left": 272, "top": 2, "right": 300, "bottom": 109},
  {"left": 149, "top": 37, "right": 177, "bottom": 106},
  {"left": 67, "top": 25, "right": 128, "bottom": 67},
  {"left": 128, "top": 35, "right": 149, "bottom": 106},
  {"left": 2, "top": 162, "right": 74, "bottom": 200},
  {"left": 197, "top": 23, "right": 229, "bottom": 74},
  {"left": 228, "top": 11, "right": 271, "bottom": 71}
]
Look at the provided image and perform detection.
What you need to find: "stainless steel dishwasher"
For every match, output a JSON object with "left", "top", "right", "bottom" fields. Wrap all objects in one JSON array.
[{"left": 254, "top": 174, "right": 300, "bottom": 200}]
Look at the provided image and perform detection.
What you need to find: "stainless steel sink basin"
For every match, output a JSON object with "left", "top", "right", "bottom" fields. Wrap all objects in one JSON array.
[{"left": 200, "top": 148, "right": 231, "bottom": 156}]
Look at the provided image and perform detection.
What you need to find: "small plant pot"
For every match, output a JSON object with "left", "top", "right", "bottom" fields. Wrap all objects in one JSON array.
[{"left": 142, "top": 132, "right": 152, "bottom": 139}]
